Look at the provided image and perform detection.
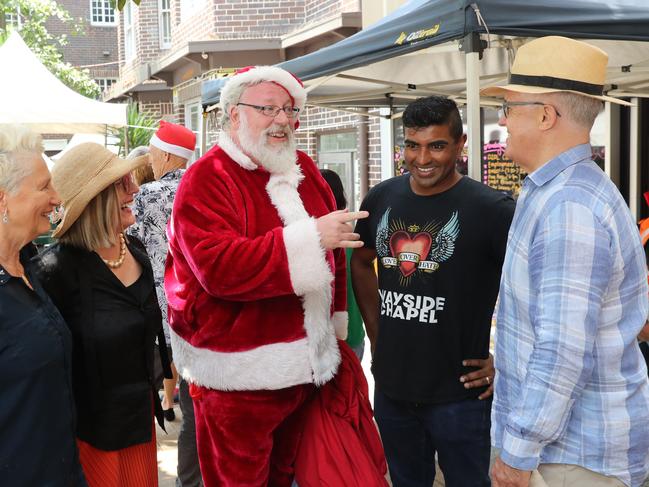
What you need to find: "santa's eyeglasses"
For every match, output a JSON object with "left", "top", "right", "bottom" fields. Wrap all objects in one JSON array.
[{"left": 237, "top": 103, "right": 300, "bottom": 118}]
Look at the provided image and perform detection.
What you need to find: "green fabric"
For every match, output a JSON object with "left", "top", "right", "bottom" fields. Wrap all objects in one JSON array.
[{"left": 345, "top": 248, "right": 365, "bottom": 348}]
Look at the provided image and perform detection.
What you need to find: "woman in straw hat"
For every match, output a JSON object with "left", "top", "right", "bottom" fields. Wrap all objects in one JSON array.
[
  {"left": 35, "top": 142, "right": 171, "bottom": 487},
  {"left": 0, "top": 125, "right": 86, "bottom": 486}
]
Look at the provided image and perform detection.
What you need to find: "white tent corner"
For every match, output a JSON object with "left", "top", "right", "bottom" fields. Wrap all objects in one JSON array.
[{"left": 0, "top": 32, "right": 127, "bottom": 134}]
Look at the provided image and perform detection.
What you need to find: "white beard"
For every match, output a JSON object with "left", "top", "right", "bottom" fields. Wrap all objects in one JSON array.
[{"left": 238, "top": 113, "right": 297, "bottom": 174}]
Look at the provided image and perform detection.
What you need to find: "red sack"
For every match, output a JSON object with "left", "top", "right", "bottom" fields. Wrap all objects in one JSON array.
[{"left": 294, "top": 341, "right": 388, "bottom": 487}]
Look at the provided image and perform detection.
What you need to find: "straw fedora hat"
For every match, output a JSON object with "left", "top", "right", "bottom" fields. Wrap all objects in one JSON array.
[
  {"left": 51, "top": 143, "right": 146, "bottom": 238},
  {"left": 481, "top": 36, "right": 631, "bottom": 106}
]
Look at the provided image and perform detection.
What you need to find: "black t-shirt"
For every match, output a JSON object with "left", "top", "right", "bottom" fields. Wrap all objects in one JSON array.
[{"left": 356, "top": 175, "right": 515, "bottom": 403}]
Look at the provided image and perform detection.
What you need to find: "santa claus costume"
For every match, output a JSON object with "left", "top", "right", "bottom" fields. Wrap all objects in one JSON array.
[{"left": 165, "top": 66, "right": 347, "bottom": 486}]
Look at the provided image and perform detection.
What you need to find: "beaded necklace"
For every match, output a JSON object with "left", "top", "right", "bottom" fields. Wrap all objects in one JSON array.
[{"left": 102, "top": 233, "right": 127, "bottom": 269}]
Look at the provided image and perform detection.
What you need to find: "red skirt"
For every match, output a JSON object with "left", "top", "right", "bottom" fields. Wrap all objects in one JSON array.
[{"left": 77, "top": 429, "right": 157, "bottom": 487}]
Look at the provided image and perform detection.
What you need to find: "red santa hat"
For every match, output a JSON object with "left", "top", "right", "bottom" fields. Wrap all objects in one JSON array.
[
  {"left": 149, "top": 121, "right": 196, "bottom": 160},
  {"left": 220, "top": 66, "right": 306, "bottom": 127}
]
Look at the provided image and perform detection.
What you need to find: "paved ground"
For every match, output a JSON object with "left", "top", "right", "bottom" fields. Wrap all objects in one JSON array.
[{"left": 157, "top": 405, "right": 181, "bottom": 487}]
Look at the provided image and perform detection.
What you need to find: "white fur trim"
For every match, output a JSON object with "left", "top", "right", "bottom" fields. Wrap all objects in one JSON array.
[
  {"left": 218, "top": 131, "right": 257, "bottom": 170},
  {"left": 170, "top": 328, "right": 313, "bottom": 390},
  {"left": 332, "top": 311, "right": 348, "bottom": 340},
  {"left": 266, "top": 168, "right": 340, "bottom": 385},
  {"left": 283, "top": 219, "right": 332, "bottom": 296},
  {"left": 220, "top": 66, "right": 306, "bottom": 113},
  {"left": 150, "top": 134, "right": 195, "bottom": 160}
]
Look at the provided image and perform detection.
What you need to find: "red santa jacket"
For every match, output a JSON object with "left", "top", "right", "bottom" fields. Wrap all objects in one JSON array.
[{"left": 165, "top": 132, "right": 347, "bottom": 391}]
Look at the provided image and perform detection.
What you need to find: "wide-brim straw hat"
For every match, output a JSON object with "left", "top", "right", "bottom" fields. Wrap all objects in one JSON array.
[
  {"left": 481, "top": 36, "right": 631, "bottom": 106},
  {"left": 51, "top": 143, "right": 146, "bottom": 238}
]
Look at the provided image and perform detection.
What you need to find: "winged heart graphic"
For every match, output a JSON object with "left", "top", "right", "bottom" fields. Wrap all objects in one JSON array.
[{"left": 389, "top": 231, "right": 432, "bottom": 277}]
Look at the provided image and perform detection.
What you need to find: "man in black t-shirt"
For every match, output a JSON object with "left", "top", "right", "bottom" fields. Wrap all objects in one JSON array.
[{"left": 352, "top": 96, "right": 515, "bottom": 487}]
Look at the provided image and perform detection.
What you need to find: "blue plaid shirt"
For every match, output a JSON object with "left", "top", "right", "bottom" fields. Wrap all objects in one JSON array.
[{"left": 493, "top": 144, "right": 649, "bottom": 486}]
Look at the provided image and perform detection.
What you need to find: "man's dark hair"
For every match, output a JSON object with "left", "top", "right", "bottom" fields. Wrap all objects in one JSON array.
[
  {"left": 402, "top": 96, "right": 463, "bottom": 141},
  {"left": 319, "top": 169, "right": 347, "bottom": 211}
]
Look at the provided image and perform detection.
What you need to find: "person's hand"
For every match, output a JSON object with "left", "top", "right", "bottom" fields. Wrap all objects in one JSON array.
[
  {"left": 316, "top": 210, "right": 369, "bottom": 249},
  {"left": 460, "top": 353, "right": 495, "bottom": 400},
  {"left": 639, "top": 320, "right": 649, "bottom": 342},
  {"left": 492, "top": 456, "right": 532, "bottom": 487}
]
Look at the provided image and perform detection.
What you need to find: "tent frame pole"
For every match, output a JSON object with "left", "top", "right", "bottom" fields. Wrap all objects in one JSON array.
[
  {"left": 201, "top": 110, "right": 208, "bottom": 155},
  {"left": 629, "top": 98, "right": 640, "bottom": 220},
  {"left": 461, "top": 33, "right": 485, "bottom": 182}
]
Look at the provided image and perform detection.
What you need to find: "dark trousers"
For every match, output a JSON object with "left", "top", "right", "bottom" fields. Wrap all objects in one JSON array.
[
  {"left": 177, "top": 377, "right": 203, "bottom": 487},
  {"left": 374, "top": 388, "right": 491, "bottom": 487}
]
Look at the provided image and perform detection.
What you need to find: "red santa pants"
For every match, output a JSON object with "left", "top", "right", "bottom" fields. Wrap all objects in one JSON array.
[{"left": 191, "top": 383, "right": 314, "bottom": 487}]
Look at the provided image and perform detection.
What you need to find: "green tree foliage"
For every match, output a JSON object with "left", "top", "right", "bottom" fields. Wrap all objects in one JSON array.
[
  {"left": 0, "top": 0, "right": 101, "bottom": 99},
  {"left": 110, "top": 0, "right": 141, "bottom": 10},
  {"left": 110, "top": 104, "right": 158, "bottom": 157}
]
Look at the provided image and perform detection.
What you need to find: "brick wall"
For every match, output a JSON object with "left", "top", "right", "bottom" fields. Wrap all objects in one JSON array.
[
  {"left": 203, "top": 0, "right": 305, "bottom": 42},
  {"left": 46, "top": 0, "right": 119, "bottom": 81},
  {"left": 305, "top": 0, "right": 360, "bottom": 23},
  {"left": 367, "top": 113, "right": 382, "bottom": 188},
  {"left": 305, "top": 0, "right": 339, "bottom": 24},
  {"left": 342, "top": 0, "right": 361, "bottom": 13},
  {"left": 171, "top": 0, "right": 214, "bottom": 48},
  {"left": 117, "top": 0, "right": 153, "bottom": 93},
  {"left": 138, "top": 100, "right": 175, "bottom": 120},
  {"left": 134, "top": 0, "right": 163, "bottom": 62}
]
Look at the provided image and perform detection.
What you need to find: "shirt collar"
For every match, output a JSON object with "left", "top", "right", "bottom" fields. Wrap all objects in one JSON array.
[
  {"left": 0, "top": 265, "right": 9, "bottom": 285},
  {"left": 527, "top": 143, "right": 593, "bottom": 188},
  {"left": 160, "top": 168, "right": 184, "bottom": 181},
  {"left": 0, "top": 245, "right": 36, "bottom": 286}
]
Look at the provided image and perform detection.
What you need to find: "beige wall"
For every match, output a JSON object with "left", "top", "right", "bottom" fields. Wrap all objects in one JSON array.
[{"left": 362, "top": 0, "right": 407, "bottom": 28}]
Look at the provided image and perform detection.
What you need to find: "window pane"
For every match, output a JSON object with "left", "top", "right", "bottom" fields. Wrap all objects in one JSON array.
[
  {"left": 161, "top": 11, "right": 171, "bottom": 45},
  {"left": 91, "top": 0, "right": 115, "bottom": 24},
  {"left": 320, "top": 132, "right": 357, "bottom": 152}
]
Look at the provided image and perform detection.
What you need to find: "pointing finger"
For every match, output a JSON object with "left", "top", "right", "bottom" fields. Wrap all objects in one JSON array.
[
  {"left": 340, "top": 240, "right": 365, "bottom": 248},
  {"left": 340, "top": 232, "right": 361, "bottom": 241},
  {"left": 339, "top": 211, "right": 369, "bottom": 222}
]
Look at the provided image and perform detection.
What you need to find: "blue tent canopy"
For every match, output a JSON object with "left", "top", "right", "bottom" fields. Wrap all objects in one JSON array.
[{"left": 202, "top": 0, "right": 649, "bottom": 108}]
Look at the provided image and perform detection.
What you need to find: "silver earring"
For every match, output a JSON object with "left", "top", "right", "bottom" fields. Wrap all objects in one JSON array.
[{"left": 2, "top": 209, "right": 7, "bottom": 224}]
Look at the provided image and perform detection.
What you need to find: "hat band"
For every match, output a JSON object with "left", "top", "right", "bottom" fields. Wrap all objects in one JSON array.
[{"left": 509, "top": 74, "right": 603, "bottom": 96}]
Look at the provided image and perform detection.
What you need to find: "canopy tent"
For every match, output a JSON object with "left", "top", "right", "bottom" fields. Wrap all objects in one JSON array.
[
  {"left": 203, "top": 0, "right": 649, "bottom": 107},
  {"left": 201, "top": 0, "right": 649, "bottom": 178},
  {"left": 0, "top": 32, "right": 127, "bottom": 134}
]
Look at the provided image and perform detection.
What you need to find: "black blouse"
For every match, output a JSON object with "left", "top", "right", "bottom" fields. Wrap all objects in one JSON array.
[
  {"left": 0, "top": 246, "right": 86, "bottom": 486},
  {"left": 35, "top": 238, "right": 170, "bottom": 451}
]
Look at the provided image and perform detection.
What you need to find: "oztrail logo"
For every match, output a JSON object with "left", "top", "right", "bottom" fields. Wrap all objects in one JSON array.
[{"left": 394, "top": 23, "right": 441, "bottom": 46}]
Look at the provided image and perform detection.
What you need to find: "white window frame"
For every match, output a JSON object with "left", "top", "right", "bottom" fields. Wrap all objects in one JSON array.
[
  {"left": 123, "top": 2, "right": 135, "bottom": 61},
  {"left": 158, "top": 0, "right": 172, "bottom": 49},
  {"left": 5, "top": 8, "right": 21, "bottom": 28},
  {"left": 184, "top": 101, "right": 203, "bottom": 162},
  {"left": 89, "top": 0, "right": 116, "bottom": 26},
  {"left": 95, "top": 78, "right": 117, "bottom": 93}
]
